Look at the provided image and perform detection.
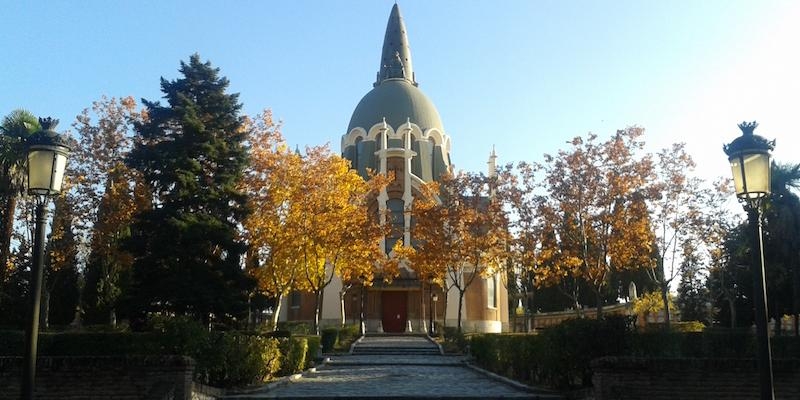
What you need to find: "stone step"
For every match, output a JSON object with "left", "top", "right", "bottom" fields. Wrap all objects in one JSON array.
[{"left": 351, "top": 349, "right": 442, "bottom": 356}]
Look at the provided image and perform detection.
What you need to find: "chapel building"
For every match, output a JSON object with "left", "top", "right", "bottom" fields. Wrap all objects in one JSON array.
[{"left": 279, "top": 4, "right": 509, "bottom": 333}]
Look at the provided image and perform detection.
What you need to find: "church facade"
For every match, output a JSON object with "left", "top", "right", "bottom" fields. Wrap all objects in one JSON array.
[{"left": 279, "top": 4, "right": 508, "bottom": 333}]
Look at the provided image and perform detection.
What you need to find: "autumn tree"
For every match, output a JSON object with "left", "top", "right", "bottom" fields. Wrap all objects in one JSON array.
[
  {"left": 645, "top": 143, "right": 731, "bottom": 327},
  {"left": 676, "top": 245, "right": 712, "bottom": 324},
  {"left": 506, "top": 161, "right": 544, "bottom": 330},
  {"left": 124, "top": 55, "right": 253, "bottom": 326},
  {"left": 408, "top": 171, "right": 509, "bottom": 332},
  {"left": 291, "top": 146, "right": 388, "bottom": 334},
  {"left": 241, "top": 111, "right": 302, "bottom": 330},
  {"left": 0, "top": 110, "right": 40, "bottom": 288},
  {"left": 71, "top": 96, "right": 145, "bottom": 325},
  {"left": 536, "top": 128, "right": 655, "bottom": 318},
  {"left": 43, "top": 193, "right": 79, "bottom": 328},
  {"left": 332, "top": 185, "right": 392, "bottom": 328},
  {"left": 0, "top": 197, "right": 35, "bottom": 327}
]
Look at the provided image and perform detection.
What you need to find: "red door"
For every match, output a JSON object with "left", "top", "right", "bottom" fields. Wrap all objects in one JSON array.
[{"left": 381, "top": 291, "right": 407, "bottom": 333}]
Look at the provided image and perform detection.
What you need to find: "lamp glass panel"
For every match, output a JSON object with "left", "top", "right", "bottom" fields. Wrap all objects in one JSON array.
[
  {"left": 27, "top": 150, "right": 55, "bottom": 192},
  {"left": 742, "top": 153, "right": 770, "bottom": 198},
  {"left": 51, "top": 153, "right": 67, "bottom": 193}
]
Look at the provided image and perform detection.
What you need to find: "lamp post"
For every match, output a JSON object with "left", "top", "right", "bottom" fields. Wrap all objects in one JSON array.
[
  {"left": 21, "top": 118, "right": 71, "bottom": 400},
  {"left": 723, "top": 121, "right": 775, "bottom": 400},
  {"left": 431, "top": 293, "right": 438, "bottom": 335}
]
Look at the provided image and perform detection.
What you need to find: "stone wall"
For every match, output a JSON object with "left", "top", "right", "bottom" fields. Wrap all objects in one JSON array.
[
  {"left": 592, "top": 357, "right": 800, "bottom": 400},
  {"left": 0, "top": 356, "right": 195, "bottom": 400}
]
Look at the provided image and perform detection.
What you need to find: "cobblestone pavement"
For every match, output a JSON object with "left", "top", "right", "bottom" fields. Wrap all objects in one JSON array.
[{"left": 224, "top": 336, "right": 561, "bottom": 400}]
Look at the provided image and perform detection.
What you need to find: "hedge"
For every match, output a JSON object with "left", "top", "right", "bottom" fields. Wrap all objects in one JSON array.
[
  {"left": 0, "top": 318, "right": 319, "bottom": 388},
  {"left": 320, "top": 324, "right": 361, "bottom": 353},
  {"left": 470, "top": 318, "right": 800, "bottom": 390}
]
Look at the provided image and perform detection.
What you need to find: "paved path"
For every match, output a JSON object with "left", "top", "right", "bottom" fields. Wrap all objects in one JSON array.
[{"left": 224, "top": 335, "right": 560, "bottom": 400}]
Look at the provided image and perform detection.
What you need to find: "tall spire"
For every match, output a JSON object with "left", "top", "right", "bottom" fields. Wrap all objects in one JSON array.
[{"left": 376, "top": 4, "right": 417, "bottom": 87}]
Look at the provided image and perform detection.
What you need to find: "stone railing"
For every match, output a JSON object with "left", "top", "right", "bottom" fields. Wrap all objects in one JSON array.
[{"left": 592, "top": 357, "right": 800, "bottom": 400}]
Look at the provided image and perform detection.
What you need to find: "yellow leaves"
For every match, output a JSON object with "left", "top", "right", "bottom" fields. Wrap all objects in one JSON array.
[
  {"left": 408, "top": 172, "right": 510, "bottom": 287},
  {"left": 633, "top": 290, "right": 674, "bottom": 317},
  {"left": 534, "top": 128, "right": 657, "bottom": 292},
  {"left": 241, "top": 113, "right": 387, "bottom": 296}
]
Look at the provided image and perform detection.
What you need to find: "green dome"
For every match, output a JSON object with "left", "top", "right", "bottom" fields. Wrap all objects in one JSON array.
[{"left": 347, "top": 79, "right": 444, "bottom": 133}]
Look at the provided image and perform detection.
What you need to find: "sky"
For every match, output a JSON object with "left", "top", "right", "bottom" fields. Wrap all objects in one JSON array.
[{"left": 2, "top": 0, "right": 799, "bottom": 218}]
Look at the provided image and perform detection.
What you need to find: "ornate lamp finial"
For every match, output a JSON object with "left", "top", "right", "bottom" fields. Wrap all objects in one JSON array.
[
  {"left": 738, "top": 121, "right": 758, "bottom": 135},
  {"left": 38, "top": 117, "right": 59, "bottom": 131}
]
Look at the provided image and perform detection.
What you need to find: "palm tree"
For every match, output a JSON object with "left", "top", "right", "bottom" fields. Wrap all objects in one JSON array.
[
  {"left": 766, "top": 162, "right": 800, "bottom": 336},
  {"left": 0, "top": 110, "right": 40, "bottom": 283}
]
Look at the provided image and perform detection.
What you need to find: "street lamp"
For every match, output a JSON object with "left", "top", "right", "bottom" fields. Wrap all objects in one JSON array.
[
  {"left": 22, "top": 117, "right": 71, "bottom": 400},
  {"left": 723, "top": 120, "right": 775, "bottom": 400}
]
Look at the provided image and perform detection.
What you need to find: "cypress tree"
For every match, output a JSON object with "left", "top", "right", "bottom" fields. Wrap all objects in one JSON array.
[{"left": 124, "top": 54, "right": 253, "bottom": 326}]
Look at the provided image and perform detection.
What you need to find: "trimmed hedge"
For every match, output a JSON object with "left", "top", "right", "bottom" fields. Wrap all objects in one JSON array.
[
  {"left": 470, "top": 318, "right": 800, "bottom": 390},
  {"left": 278, "top": 336, "right": 308, "bottom": 376},
  {"left": 320, "top": 324, "right": 361, "bottom": 353},
  {"left": 0, "top": 318, "right": 319, "bottom": 388}
]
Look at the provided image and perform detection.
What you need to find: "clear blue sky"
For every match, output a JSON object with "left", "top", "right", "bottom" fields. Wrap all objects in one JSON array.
[{"left": 2, "top": 1, "right": 798, "bottom": 201}]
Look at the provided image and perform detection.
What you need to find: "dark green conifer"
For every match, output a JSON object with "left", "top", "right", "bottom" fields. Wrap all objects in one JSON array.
[{"left": 124, "top": 54, "right": 252, "bottom": 326}]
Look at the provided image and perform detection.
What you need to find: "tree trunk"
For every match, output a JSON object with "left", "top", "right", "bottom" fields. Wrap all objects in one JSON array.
[
  {"left": 0, "top": 196, "right": 15, "bottom": 281},
  {"left": 339, "top": 289, "right": 346, "bottom": 327},
  {"left": 442, "top": 289, "right": 449, "bottom": 329},
  {"left": 314, "top": 289, "right": 323, "bottom": 335},
  {"left": 595, "top": 289, "right": 604, "bottom": 319},
  {"left": 528, "top": 290, "right": 536, "bottom": 332},
  {"left": 359, "top": 285, "right": 365, "bottom": 335},
  {"left": 793, "top": 258, "right": 800, "bottom": 336},
  {"left": 421, "top": 281, "right": 426, "bottom": 333},
  {"left": 271, "top": 293, "right": 283, "bottom": 331},
  {"left": 42, "top": 288, "right": 51, "bottom": 330},
  {"left": 728, "top": 296, "right": 737, "bottom": 328},
  {"left": 660, "top": 282, "right": 671, "bottom": 329},
  {"left": 457, "top": 289, "right": 465, "bottom": 333}
]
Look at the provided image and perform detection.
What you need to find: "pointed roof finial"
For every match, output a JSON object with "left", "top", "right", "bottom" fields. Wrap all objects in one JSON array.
[{"left": 376, "top": 4, "right": 416, "bottom": 87}]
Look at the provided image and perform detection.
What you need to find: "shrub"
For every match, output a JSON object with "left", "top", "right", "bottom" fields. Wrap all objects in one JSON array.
[
  {"left": 278, "top": 336, "right": 309, "bottom": 376},
  {"left": 320, "top": 327, "right": 338, "bottom": 353},
  {"left": 336, "top": 324, "right": 360, "bottom": 350},
  {"left": 198, "top": 333, "right": 282, "bottom": 387},
  {"left": 443, "top": 326, "right": 467, "bottom": 353},
  {"left": 303, "top": 335, "right": 322, "bottom": 365},
  {"left": 276, "top": 321, "right": 312, "bottom": 335}
]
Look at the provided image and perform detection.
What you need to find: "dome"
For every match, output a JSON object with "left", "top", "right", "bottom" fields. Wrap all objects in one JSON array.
[{"left": 347, "top": 78, "right": 444, "bottom": 133}]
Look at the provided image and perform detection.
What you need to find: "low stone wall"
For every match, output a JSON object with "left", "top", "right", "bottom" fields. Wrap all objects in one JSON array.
[
  {"left": 592, "top": 357, "right": 800, "bottom": 400},
  {"left": 0, "top": 356, "right": 195, "bottom": 400}
]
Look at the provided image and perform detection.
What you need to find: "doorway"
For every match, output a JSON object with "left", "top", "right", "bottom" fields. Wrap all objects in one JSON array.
[{"left": 381, "top": 291, "right": 408, "bottom": 333}]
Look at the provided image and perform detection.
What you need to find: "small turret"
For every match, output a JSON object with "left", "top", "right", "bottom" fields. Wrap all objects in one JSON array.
[{"left": 487, "top": 145, "right": 497, "bottom": 178}]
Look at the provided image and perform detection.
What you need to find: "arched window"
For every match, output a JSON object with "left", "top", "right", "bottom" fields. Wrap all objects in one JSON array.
[
  {"left": 385, "top": 198, "right": 404, "bottom": 253},
  {"left": 354, "top": 137, "right": 363, "bottom": 172},
  {"left": 427, "top": 137, "right": 435, "bottom": 167},
  {"left": 487, "top": 275, "right": 497, "bottom": 308}
]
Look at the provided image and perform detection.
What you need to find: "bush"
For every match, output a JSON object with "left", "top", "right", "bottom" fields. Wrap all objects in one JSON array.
[
  {"left": 470, "top": 316, "right": 635, "bottom": 389},
  {"left": 303, "top": 335, "right": 322, "bottom": 365},
  {"left": 320, "top": 327, "right": 338, "bottom": 353},
  {"left": 276, "top": 321, "right": 312, "bottom": 335},
  {"left": 278, "top": 336, "right": 309, "bottom": 376},
  {"left": 336, "top": 324, "right": 360, "bottom": 350},
  {"left": 443, "top": 327, "right": 468, "bottom": 353},
  {"left": 198, "top": 333, "right": 282, "bottom": 387},
  {"left": 471, "top": 334, "right": 543, "bottom": 384},
  {"left": 0, "top": 317, "right": 317, "bottom": 388}
]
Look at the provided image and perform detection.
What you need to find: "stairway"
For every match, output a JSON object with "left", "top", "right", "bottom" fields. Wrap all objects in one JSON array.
[{"left": 350, "top": 334, "right": 443, "bottom": 356}]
